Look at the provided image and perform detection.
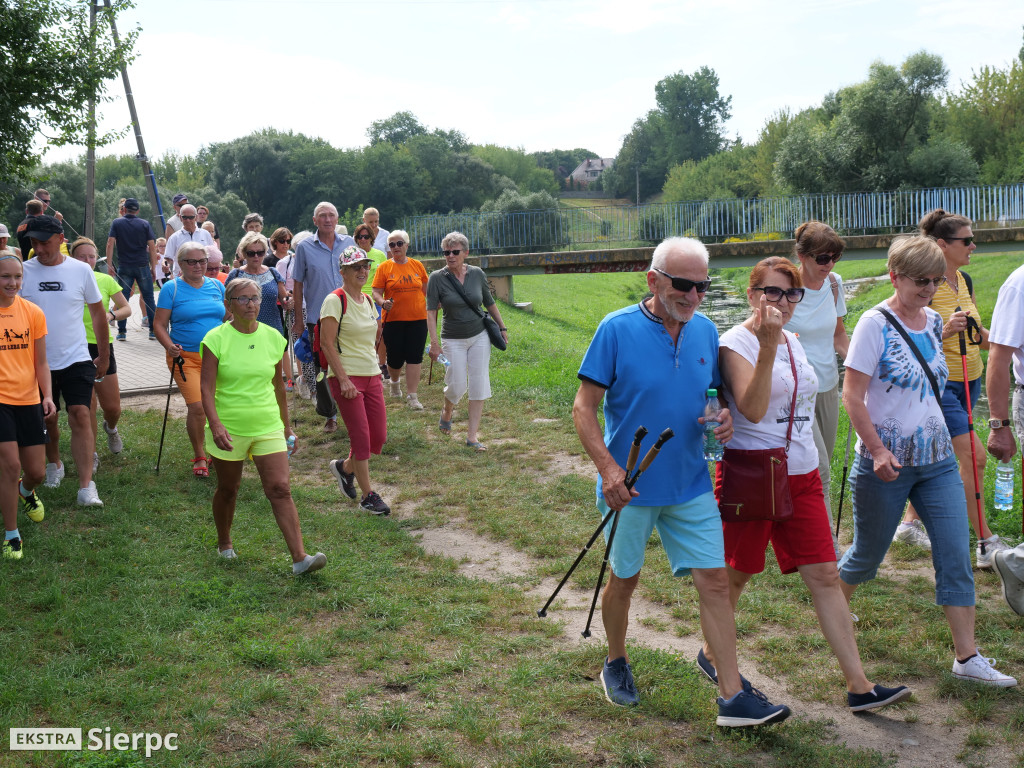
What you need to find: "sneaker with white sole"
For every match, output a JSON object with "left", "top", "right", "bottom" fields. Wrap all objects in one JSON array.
[
  {"left": 952, "top": 652, "right": 1017, "bottom": 687},
  {"left": 388, "top": 381, "right": 402, "bottom": 399},
  {"left": 716, "top": 685, "right": 790, "bottom": 727},
  {"left": 848, "top": 683, "right": 912, "bottom": 712},
  {"left": 218, "top": 548, "right": 237, "bottom": 559},
  {"left": 976, "top": 534, "right": 1010, "bottom": 570},
  {"left": 76, "top": 481, "right": 103, "bottom": 508},
  {"left": 103, "top": 420, "right": 123, "bottom": 454},
  {"left": 44, "top": 462, "right": 64, "bottom": 489},
  {"left": 360, "top": 491, "right": 391, "bottom": 516},
  {"left": 893, "top": 520, "right": 931, "bottom": 550},
  {"left": 293, "top": 552, "right": 327, "bottom": 575},
  {"left": 993, "top": 550, "right": 1024, "bottom": 616},
  {"left": 600, "top": 656, "right": 639, "bottom": 706},
  {"left": 19, "top": 489, "right": 44, "bottom": 523},
  {"left": 329, "top": 459, "right": 357, "bottom": 500},
  {"left": 406, "top": 394, "right": 424, "bottom": 410}
]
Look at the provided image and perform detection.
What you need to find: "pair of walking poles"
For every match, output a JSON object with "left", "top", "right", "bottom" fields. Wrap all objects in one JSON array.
[{"left": 538, "top": 426, "right": 674, "bottom": 637}]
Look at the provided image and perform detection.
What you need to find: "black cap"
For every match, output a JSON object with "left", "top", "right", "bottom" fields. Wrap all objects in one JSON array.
[
  {"left": 25, "top": 215, "right": 64, "bottom": 241},
  {"left": 124, "top": 197, "right": 140, "bottom": 211}
]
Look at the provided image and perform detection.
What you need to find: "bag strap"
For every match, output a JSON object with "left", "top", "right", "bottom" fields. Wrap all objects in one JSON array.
[
  {"left": 828, "top": 272, "right": 839, "bottom": 306},
  {"left": 783, "top": 335, "right": 798, "bottom": 452},
  {"left": 877, "top": 307, "right": 942, "bottom": 401},
  {"left": 443, "top": 268, "right": 486, "bottom": 318}
]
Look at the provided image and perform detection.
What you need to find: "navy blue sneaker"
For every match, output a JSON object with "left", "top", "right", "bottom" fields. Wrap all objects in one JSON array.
[
  {"left": 600, "top": 656, "right": 639, "bottom": 707},
  {"left": 696, "top": 648, "right": 751, "bottom": 688},
  {"left": 716, "top": 685, "right": 790, "bottom": 727},
  {"left": 848, "top": 684, "right": 911, "bottom": 712}
]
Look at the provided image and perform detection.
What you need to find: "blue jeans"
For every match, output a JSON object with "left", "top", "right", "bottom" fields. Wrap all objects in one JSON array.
[
  {"left": 115, "top": 263, "right": 155, "bottom": 332},
  {"left": 838, "top": 453, "right": 974, "bottom": 606}
]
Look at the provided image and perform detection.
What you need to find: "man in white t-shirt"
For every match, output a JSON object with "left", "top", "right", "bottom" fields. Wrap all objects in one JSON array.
[
  {"left": 984, "top": 263, "right": 1024, "bottom": 616},
  {"left": 20, "top": 216, "right": 109, "bottom": 507},
  {"left": 166, "top": 205, "right": 215, "bottom": 277}
]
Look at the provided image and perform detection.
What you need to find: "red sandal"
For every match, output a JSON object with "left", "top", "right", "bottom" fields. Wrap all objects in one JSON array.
[{"left": 191, "top": 456, "right": 209, "bottom": 478}]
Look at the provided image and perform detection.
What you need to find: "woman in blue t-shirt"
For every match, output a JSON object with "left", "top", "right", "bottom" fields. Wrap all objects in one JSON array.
[{"left": 153, "top": 241, "right": 226, "bottom": 477}]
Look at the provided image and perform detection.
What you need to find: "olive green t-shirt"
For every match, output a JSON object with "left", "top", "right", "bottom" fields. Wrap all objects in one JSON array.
[{"left": 426, "top": 266, "right": 494, "bottom": 340}]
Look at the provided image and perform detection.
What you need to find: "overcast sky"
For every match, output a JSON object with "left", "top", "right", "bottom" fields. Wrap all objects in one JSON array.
[{"left": 41, "top": 0, "right": 1024, "bottom": 165}]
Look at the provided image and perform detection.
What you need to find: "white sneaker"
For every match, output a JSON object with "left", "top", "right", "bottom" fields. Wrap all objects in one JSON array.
[
  {"left": 44, "top": 462, "right": 64, "bottom": 489},
  {"left": 406, "top": 394, "right": 424, "bottom": 410},
  {"left": 92, "top": 452, "right": 100, "bottom": 475},
  {"left": 893, "top": 520, "right": 931, "bottom": 550},
  {"left": 952, "top": 652, "right": 1017, "bottom": 687},
  {"left": 976, "top": 534, "right": 1010, "bottom": 570},
  {"left": 76, "top": 481, "right": 104, "bottom": 507},
  {"left": 103, "top": 420, "right": 123, "bottom": 454},
  {"left": 293, "top": 552, "right": 327, "bottom": 575},
  {"left": 218, "top": 548, "right": 237, "bottom": 559},
  {"left": 388, "top": 381, "right": 402, "bottom": 398}
]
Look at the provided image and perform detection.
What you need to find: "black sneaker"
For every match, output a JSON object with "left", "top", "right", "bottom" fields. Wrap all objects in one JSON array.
[
  {"left": 360, "top": 491, "right": 391, "bottom": 516},
  {"left": 696, "top": 647, "right": 750, "bottom": 688},
  {"left": 600, "top": 656, "right": 639, "bottom": 706},
  {"left": 848, "top": 684, "right": 911, "bottom": 712},
  {"left": 329, "top": 459, "right": 357, "bottom": 500}
]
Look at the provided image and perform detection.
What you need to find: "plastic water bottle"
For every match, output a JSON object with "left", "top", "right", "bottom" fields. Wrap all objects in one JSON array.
[
  {"left": 994, "top": 460, "right": 1014, "bottom": 510},
  {"left": 703, "top": 389, "right": 724, "bottom": 461},
  {"left": 438, "top": 354, "right": 451, "bottom": 369},
  {"left": 286, "top": 435, "right": 296, "bottom": 457}
]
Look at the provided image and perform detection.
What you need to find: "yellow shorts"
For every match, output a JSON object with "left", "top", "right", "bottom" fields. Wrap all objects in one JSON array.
[
  {"left": 168, "top": 350, "right": 203, "bottom": 405},
  {"left": 205, "top": 430, "right": 287, "bottom": 462}
]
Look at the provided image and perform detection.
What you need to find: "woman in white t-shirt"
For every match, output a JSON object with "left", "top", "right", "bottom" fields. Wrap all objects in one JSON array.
[
  {"left": 705, "top": 257, "right": 909, "bottom": 712},
  {"left": 840, "top": 235, "right": 1016, "bottom": 687},
  {"left": 786, "top": 221, "right": 848, "bottom": 544}
]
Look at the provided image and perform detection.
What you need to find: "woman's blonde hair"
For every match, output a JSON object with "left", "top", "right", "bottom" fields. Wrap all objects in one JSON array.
[{"left": 887, "top": 235, "right": 945, "bottom": 278}]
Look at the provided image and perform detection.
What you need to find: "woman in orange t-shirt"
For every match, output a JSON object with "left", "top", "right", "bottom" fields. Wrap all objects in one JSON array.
[
  {"left": 0, "top": 251, "right": 55, "bottom": 560},
  {"left": 372, "top": 230, "right": 429, "bottom": 410}
]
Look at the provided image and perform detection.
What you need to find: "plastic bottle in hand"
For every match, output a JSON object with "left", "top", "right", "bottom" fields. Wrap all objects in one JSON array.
[
  {"left": 995, "top": 460, "right": 1014, "bottom": 510},
  {"left": 438, "top": 354, "right": 451, "bottom": 369},
  {"left": 703, "top": 389, "right": 724, "bottom": 461},
  {"left": 286, "top": 435, "right": 296, "bottom": 457}
]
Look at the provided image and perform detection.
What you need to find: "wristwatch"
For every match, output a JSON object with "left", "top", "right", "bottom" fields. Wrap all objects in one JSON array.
[{"left": 988, "top": 418, "right": 1012, "bottom": 430}]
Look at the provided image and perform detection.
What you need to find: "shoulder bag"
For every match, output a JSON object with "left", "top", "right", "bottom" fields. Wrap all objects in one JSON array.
[
  {"left": 443, "top": 268, "right": 507, "bottom": 351},
  {"left": 718, "top": 335, "right": 798, "bottom": 523}
]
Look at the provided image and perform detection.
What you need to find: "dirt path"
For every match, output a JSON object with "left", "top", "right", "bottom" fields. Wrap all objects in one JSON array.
[{"left": 400, "top": 457, "right": 1016, "bottom": 768}]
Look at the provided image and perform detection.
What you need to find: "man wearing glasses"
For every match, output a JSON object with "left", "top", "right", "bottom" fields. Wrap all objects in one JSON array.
[
  {"left": 573, "top": 236, "right": 791, "bottom": 726},
  {"left": 106, "top": 197, "right": 159, "bottom": 341},
  {"left": 166, "top": 205, "right": 214, "bottom": 279},
  {"left": 290, "top": 202, "right": 355, "bottom": 432},
  {"left": 163, "top": 193, "right": 189, "bottom": 240}
]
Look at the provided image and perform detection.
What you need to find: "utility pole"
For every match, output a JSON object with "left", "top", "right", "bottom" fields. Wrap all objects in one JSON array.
[{"left": 84, "top": 2, "right": 97, "bottom": 240}]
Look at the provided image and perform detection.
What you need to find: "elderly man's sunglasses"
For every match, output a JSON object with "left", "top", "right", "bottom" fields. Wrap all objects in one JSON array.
[{"left": 653, "top": 267, "right": 711, "bottom": 294}]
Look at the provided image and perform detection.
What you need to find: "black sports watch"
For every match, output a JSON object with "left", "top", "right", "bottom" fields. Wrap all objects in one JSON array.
[{"left": 988, "top": 418, "right": 1012, "bottom": 430}]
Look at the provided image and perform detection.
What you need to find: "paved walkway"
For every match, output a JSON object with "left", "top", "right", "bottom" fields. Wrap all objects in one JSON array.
[{"left": 113, "top": 289, "right": 176, "bottom": 395}]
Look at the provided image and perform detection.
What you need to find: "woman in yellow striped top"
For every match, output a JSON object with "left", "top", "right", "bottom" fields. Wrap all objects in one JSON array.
[{"left": 894, "top": 209, "right": 1007, "bottom": 568}]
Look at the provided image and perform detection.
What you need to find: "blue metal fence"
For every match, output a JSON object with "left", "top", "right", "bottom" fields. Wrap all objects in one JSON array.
[{"left": 403, "top": 182, "right": 1024, "bottom": 254}]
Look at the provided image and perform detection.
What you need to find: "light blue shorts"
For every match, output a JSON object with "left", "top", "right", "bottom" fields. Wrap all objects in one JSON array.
[{"left": 597, "top": 491, "right": 725, "bottom": 579}]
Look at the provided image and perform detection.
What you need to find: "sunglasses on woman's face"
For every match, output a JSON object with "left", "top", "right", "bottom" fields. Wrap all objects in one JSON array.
[
  {"left": 245, "top": 249, "right": 266, "bottom": 258},
  {"left": 899, "top": 274, "right": 944, "bottom": 288},
  {"left": 389, "top": 241, "right": 405, "bottom": 249},
  {"left": 442, "top": 249, "right": 462, "bottom": 257},
  {"left": 355, "top": 234, "right": 372, "bottom": 241},
  {"left": 652, "top": 267, "right": 711, "bottom": 294},
  {"left": 812, "top": 252, "right": 842, "bottom": 265},
  {"left": 944, "top": 236, "right": 974, "bottom": 246},
  {"left": 754, "top": 285, "right": 805, "bottom": 303}
]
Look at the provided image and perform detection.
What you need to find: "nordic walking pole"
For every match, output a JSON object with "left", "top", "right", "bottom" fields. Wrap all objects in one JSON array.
[
  {"left": 958, "top": 326, "right": 989, "bottom": 555},
  {"left": 582, "top": 428, "right": 674, "bottom": 638},
  {"left": 155, "top": 356, "right": 185, "bottom": 473},
  {"left": 537, "top": 427, "right": 648, "bottom": 619},
  {"left": 835, "top": 420, "right": 854, "bottom": 538}
]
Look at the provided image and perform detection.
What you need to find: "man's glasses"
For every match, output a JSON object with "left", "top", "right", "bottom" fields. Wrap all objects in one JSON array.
[
  {"left": 388, "top": 241, "right": 405, "bottom": 249},
  {"left": 245, "top": 249, "right": 266, "bottom": 257},
  {"left": 944, "top": 236, "right": 974, "bottom": 246},
  {"left": 181, "top": 215, "right": 196, "bottom": 220},
  {"left": 653, "top": 267, "right": 711, "bottom": 294},
  {"left": 181, "top": 258, "right": 208, "bottom": 266},
  {"left": 754, "top": 286, "right": 805, "bottom": 303},
  {"left": 442, "top": 249, "right": 462, "bottom": 256},
  {"left": 812, "top": 252, "right": 842, "bottom": 265},
  {"left": 898, "top": 274, "right": 944, "bottom": 288},
  {"left": 230, "top": 296, "right": 261, "bottom": 306}
]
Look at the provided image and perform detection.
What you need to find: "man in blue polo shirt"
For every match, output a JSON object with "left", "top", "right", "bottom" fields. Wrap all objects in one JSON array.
[
  {"left": 573, "top": 236, "right": 790, "bottom": 727},
  {"left": 106, "top": 198, "right": 158, "bottom": 341},
  {"left": 290, "top": 201, "right": 355, "bottom": 432}
]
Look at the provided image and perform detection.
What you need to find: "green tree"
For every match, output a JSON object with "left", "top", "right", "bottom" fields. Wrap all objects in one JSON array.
[
  {"left": 367, "top": 111, "right": 428, "bottom": 146},
  {"left": 0, "top": 0, "right": 138, "bottom": 203},
  {"left": 662, "top": 143, "right": 758, "bottom": 202}
]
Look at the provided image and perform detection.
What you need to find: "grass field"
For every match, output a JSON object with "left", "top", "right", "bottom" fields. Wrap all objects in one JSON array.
[{"left": 3, "top": 253, "right": 1024, "bottom": 767}]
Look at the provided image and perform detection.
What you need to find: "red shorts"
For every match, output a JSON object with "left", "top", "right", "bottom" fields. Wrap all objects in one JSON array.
[{"left": 714, "top": 467, "right": 836, "bottom": 575}]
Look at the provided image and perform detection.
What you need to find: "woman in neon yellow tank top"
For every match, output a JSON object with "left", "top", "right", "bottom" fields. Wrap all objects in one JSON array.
[{"left": 896, "top": 209, "right": 1006, "bottom": 568}]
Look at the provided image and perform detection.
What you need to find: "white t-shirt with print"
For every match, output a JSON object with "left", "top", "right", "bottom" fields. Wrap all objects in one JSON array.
[
  {"left": 845, "top": 304, "right": 952, "bottom": 467},
  {"left": 719, "top": 326, "right": 820, "bottom": 475},
  {"left": 989, "top": 263, "right": 1024, "bottom": 384},
  {"left": 21, "top": 255, "right": 102, "bottom": 370}
]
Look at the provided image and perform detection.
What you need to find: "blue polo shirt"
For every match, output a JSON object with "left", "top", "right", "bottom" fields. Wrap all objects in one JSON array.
[
  {"left": 292, "top": 231, "right": 355, "bottom": 323},
  {"left": 578, "top": 302, "right": 720, "bottom": 506},
  {"left": 108, "top": 214, "right": 156, "bottom": 267}
]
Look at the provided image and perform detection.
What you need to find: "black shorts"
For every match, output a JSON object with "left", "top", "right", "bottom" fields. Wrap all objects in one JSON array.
[
  {"left": 382, "top": 319, "right": 428, "bottom": 368},
  {"left": 0, "top": 402, "right": 48, "bottom": 446},
  {"left": 51, "top": 360, "right": 97, "bottom": 411},
  {"left": 88, "top": 343, "right": 117, "bottom": 376}
]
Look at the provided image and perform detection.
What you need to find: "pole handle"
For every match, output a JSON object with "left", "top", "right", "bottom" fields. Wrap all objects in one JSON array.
[
  {"left": 632, "top": 428, "right": 674, "bottom": 480},
  {"left": 625, "top": 426, "right": 648, "bottom": 477}
]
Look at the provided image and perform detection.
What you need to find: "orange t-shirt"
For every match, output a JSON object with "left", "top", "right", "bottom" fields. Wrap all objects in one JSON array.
[
  {"left": 0, "top": 296, "right": 47, "bottom": 405},
  {"left": 372, "top": 258, "right": 428, "bottom": 322}
]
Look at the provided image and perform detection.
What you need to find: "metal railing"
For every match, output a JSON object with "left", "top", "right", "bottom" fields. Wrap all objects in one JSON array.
[{"left": 403, "top": 182, "right": 1024, "bottom": 254}]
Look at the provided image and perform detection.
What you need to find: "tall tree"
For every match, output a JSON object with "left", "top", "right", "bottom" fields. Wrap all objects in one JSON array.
[
  {"left": 0, "top": 0, "right": 138, "bottom": 203},
  {"left": 367, "top": 111, "right": 428, "bottom": 146}
]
